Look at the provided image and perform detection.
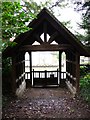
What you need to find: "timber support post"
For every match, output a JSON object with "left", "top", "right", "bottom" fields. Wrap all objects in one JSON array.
[
  {"left": 59, "top": 51, "right": 62, "bottom": 86},
  {"left": 29, "top": 51, "right": 32, "bottom": 86},
  {"left": 75, "top": 53, "right": 80, "bottom": 94}
]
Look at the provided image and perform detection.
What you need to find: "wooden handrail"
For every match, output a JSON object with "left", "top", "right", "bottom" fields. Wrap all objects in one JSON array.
[{"left": 66, "top": 72, "right": 76, "bottom": 82}]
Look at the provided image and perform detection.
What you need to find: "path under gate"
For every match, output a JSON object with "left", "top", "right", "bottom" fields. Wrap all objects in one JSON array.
[{"left": 2, "top": 88, "right": 90, "bottom": 119}]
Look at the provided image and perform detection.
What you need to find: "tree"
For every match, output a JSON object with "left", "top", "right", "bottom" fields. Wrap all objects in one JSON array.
[
  {"left": 81, "top": 1, "right": 90, "bottom": 46},
  {"left": 73, "top": 1, "right": 90, "bottom": 45},
  {"left": 1, "top": 2, "right": 36, "bottom": 40}
]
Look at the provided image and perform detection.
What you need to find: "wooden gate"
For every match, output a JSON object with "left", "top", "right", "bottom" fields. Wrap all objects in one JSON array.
[{"left": 32, "top": 69, "right": 59, "bottom": 87}]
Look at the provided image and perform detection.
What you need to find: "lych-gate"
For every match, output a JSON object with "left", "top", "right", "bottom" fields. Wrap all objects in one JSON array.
[{"left": 3, "top": 8, "right": 90, "bottom": 96}]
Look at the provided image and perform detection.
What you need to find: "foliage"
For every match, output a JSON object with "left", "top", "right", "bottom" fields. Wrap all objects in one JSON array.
[
  {"left": 1, "top": 40, "right": 17, "bottom": 52},
  {"left": 80, "top": 66, "right": 87, "bottom": 77},
  {"left": 80, "top": 1, "right": 90, "bottom": 46},
  {"left": 80, "top": 73, "right": 90, "bottom": 102},
  {"left": 1, "top": 2, "right": 34, "bottom": 40},
  {"left": 74, "top": 30, "right": 85, "bottom": 42},
  {"left": 80, "top": 74, "right": 90, "bottom": 88},
  {"left": 22, "top": 0, "right": 43, "bottom": 15},
  {"left": 1, "top": 1, "right": 39, "bottom": 52}
]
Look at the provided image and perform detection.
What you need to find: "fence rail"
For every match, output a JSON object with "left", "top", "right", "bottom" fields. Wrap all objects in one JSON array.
[
  {"left": 25, "top": 71, "right": 66, "bottom": 79},
  {"left": 33, "top": 69, "right": 59, "bottom": 78}
]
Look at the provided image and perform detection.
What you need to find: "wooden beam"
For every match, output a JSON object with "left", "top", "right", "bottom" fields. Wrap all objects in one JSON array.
[
  {"left": 48, "top": 32, "right": 58, "bottom": 44},
  {"left": 20, "top": 44, "right": 72, "bottom": 51},
  {"left": 43, "top": 21, "right": 47, "bottom": 42}
]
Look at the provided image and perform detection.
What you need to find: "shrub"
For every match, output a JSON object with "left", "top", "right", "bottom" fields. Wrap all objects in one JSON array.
[
  {"left": 80, "top": 66, "right": 87, "bottom": 77},
  {"left": 80, "top": 74, "right": 90, "bottom": 102}
]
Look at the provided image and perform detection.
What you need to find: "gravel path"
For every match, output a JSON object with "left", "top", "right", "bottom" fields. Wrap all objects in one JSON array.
[{"left": 2, "top": 87, "right": 90, "bottom": 119}]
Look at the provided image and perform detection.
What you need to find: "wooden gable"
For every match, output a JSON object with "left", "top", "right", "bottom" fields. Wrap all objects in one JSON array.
[{"left": 3, "top": 8, "right": 90, "bottom": 57}]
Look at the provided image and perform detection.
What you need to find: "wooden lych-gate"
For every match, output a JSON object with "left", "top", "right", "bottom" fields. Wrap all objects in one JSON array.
[{"left": 3, "top": 8, "right": 90, "bottom": 96}]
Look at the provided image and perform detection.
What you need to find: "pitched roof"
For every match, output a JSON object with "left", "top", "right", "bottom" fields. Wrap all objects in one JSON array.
[{"left": 3, "top": 8, "right": 90, "bottom": 57}]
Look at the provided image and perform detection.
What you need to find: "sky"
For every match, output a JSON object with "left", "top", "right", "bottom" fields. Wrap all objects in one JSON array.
[{"left": 33, "top": 0, "right": 85, "bottom": 34}]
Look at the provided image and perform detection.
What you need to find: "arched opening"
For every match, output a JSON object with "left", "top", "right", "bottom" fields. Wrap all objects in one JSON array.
[{"left": 25, "top": 52, "right": 30, "bottom": 79}]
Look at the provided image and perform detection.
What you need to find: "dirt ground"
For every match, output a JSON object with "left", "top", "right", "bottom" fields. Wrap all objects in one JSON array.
[{"left": 2, "top": 87, "right": 90, "bottom": 119}]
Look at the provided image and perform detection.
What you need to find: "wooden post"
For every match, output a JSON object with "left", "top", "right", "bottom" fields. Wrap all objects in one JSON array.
[
  {"left": 29, "top": 51, "right": 32, "bottom": 86},
  {"left": 12, "top": 56, "right": 16, "bottom": 94},
  {"left": 22, "top": 52, "right": 25, "bottom": 82},
  {"left": 33, "top": 69, "right": 34, "bottom": 80},
  {"left": 59, "top": 51, "right": 62, "bottom": 86},
  {"left": 66, "top": 52, "right": 70, "bottom": 82},
  {"left": 75, "top": 53, "right": 80, "bottom": 94},
  {"left": 72, "top": 54, "right": 76, "bottom": 87},
  {"left": 39, "top": 71, "right": 40, "bottom": 78},
  {"left": 66, "top": 52, "right": 68, "bottom": 74},
  {"left": 57, "top": 69, "right": 58, "bottom": 80},
  {"left": 45, "top": 70, "right": 47, "bottom": 78}
]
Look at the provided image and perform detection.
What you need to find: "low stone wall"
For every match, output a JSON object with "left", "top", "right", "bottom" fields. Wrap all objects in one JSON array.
[{"left": 16, "top": 80, "right": 26, "bottom": 97}]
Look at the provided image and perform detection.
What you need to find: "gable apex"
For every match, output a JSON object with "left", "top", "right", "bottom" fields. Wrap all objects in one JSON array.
[
  {"left": 27, "top": 8, "right": 90, "bottom": 56},
  {"left": 28, "top": 7, "right": 50, "bottom": 28}
]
